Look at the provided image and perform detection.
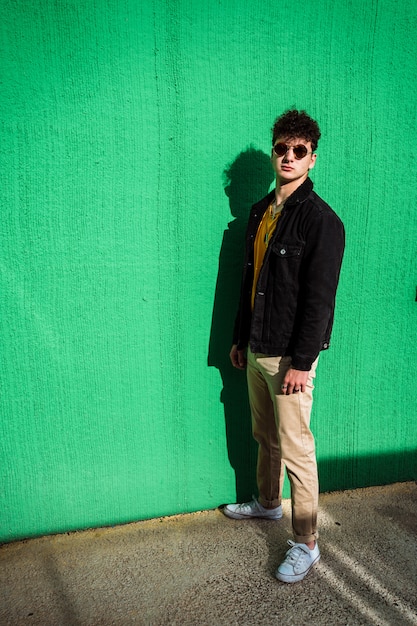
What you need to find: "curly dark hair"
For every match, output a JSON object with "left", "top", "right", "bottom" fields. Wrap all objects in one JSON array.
[{"left": 271, "top": 109, "right": 321, "bottom": 152}]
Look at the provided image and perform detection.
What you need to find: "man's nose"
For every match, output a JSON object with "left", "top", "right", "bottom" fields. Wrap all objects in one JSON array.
[{"left": 283, "top": 147, "right": 294, "bottom": 161}]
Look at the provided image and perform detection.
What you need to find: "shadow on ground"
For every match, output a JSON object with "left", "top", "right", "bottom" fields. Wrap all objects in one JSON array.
[{"left": 1, "top": 482, "right": 416, "bottom": 626}]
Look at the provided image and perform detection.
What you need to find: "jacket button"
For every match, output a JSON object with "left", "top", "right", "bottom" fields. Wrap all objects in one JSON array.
[
  {"left": 323, "top": 342, "right": 328, "bottom": 348},
  {"left": 280, "top": 248, "right": 286, "bottom": 255}
]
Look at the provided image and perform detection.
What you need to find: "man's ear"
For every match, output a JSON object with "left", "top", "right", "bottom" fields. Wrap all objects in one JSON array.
[{"left": 308, "top": 153, "right": 317, "bottom": 170}]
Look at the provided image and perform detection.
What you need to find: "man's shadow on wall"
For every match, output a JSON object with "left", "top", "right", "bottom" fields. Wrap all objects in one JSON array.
[{"left": 208, "top": 146, "right": 275, "bottom": 502}]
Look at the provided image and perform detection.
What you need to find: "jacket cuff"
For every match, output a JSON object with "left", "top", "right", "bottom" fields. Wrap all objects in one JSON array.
[{"left": 291, "top": 355, "right": 315, "bottom": 371}]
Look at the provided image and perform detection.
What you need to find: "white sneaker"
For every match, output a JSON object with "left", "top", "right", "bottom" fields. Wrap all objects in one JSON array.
[
  {"left": 223, "top": 497, "right": 282, "bottom": 520},
  {"left": 275, "top": 540, "right": 320, "bottom": 583}
]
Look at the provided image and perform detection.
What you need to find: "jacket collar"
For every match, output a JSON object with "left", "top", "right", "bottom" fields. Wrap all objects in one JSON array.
[
  {"left": 254, "top": 177, "right": 313, "bottom": 212},
  {"left": 284, "top": 177, "right": 313, "bottom": 206}
]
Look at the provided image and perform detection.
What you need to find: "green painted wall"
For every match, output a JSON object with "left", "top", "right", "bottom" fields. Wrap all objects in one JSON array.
[{"left": 1, "top": 0, "right": 416, "bottom": 542}]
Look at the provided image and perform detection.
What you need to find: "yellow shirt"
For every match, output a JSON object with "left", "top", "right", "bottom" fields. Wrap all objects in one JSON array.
[{"left": 251, "top": 202, "right": 282, "bottom": 309}]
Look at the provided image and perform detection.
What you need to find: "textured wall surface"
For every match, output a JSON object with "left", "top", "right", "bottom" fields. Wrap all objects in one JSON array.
[{"left": 1, "top": 0, "right": 417, "bottom": 542}]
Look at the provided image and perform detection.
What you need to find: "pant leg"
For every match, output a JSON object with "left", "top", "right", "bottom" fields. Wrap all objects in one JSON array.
[
  {"left": 248, "top": 349, "right": 319, "bottom": 543},
  {"left": 246, "top": 349, "right": 285, "bottom": 509}
]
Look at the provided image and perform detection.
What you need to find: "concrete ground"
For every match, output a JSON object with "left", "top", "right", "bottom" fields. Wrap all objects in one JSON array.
[{"left": 1, "top": 482, "right": 416, "bottom": 626}]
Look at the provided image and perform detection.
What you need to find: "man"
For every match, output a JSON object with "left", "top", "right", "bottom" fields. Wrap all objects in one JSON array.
[{"left": 224, "top": 109, "right": 345, "bottom": 583}]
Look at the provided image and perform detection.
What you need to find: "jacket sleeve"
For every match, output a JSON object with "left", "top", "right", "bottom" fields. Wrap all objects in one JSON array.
[
  {"left": 291, "top": 210, "right": 345, "bottom": 371},
  {"left": 231, "top": 201, "right": 265, "bottom": 349},
  {"left": 232, "top": 267, "right": 253, "bottom": 350}
]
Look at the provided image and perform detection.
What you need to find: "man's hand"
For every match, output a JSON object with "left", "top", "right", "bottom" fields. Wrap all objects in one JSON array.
[
  {"left": 230, "top": 344, "right": 247, "bottom": 370},
  {"left": 281, "top": 368, "right": 309, "bottom": 395}
]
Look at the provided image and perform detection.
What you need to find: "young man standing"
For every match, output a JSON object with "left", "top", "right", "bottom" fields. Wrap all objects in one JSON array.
[{"left": 224, "top": 109, "right": 345, "bottom": 583}]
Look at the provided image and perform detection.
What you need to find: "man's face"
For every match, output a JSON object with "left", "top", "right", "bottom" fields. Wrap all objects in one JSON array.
[{"left": 271, "top": 136, "right": 316, "bottom": 185}]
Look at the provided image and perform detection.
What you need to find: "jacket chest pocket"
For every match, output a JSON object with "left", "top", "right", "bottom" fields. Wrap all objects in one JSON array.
[
  {"left": 267, "top": 241, "right": 305, "bottom": 288},
  {"left": 270, "top": 241, "right": 304, "bottom": 259}
]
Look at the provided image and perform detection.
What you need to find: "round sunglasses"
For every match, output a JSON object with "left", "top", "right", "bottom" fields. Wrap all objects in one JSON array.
[{"left": 273, "top": 143, "right": 312, "bottom": 160}]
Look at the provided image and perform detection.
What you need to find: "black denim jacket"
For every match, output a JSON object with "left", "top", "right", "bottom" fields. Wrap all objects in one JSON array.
[{"left": 233, "top": 178, "right": 345, "bottom": 371}]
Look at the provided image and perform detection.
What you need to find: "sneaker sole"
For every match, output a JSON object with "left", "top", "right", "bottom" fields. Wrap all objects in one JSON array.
[{"left": 275, "top": 554, "right": 321, "bottom": 583}]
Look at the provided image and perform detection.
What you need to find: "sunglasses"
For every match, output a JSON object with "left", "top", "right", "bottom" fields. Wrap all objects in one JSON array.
[{"left": 273, "top": 143, "right": 312, "bottom": 160}]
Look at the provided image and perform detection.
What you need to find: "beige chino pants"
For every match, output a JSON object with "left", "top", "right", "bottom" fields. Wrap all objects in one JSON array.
[{"left": 247, "top": 348, "right": 319, "bottom": 544}]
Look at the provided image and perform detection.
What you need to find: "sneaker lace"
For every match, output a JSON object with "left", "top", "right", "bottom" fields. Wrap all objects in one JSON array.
[
  {"left": 285, "top": 540, "right": 309, "bottom": 566},
  {"left": 237, "top": 497, "right": 259, "bottom": 513}
]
